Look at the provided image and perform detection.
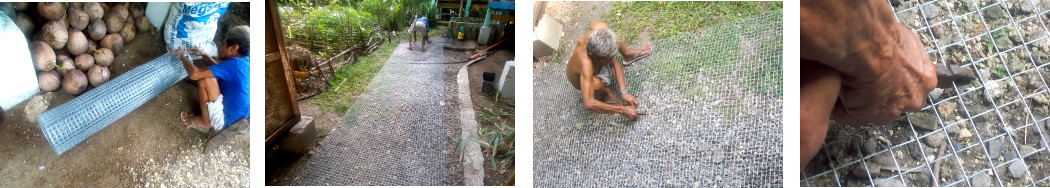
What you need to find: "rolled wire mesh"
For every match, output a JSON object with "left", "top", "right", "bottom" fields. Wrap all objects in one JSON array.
[
  {"left": 533, "top": 11, "right": 782, "bottom": 187},
  {"left": 291, "top": 42, "right": 464, "bottom": 186},
  {"left": 38, "top": 53, "right": 187, "bottom": 155},
  {"left": 802, "top": 0, "right": 1050, "bottom": 186}
]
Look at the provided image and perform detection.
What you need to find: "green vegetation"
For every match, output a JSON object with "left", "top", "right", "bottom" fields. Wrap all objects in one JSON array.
[
  {"left": 474, "top": 93, "right": 515, "bottom": 173},
  {"left": 278, "top": 0, "right": 436, "bottom": 55},
  {"left": 311, "top": 41, "right": 397, "bottom": 114},
  {"left": 602, "top": 1, "right": 782, "bottom": 42},
  {"left": 278, "top": 0, "right": 436, "bottom": 113},
  {"left": 602, "top": 1, "right": 783, "bottom": 99}
]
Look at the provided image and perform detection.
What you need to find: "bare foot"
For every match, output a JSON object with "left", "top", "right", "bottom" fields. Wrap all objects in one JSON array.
[
  {"left": 623, "top": 44, "right": 653, "bottom": 63},
  {"left": 181, "top": 111, "right": 211, "bottom": 132},
  {"left": 180, "top": 111, "right": 193, "bottom": 127}
]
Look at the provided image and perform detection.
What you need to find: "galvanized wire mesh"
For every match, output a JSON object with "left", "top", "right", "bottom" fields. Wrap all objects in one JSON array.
[
  {"left": 533, "top": 11, "right": 782, "bottom": 187},
  {"left": 291, "top": 41, "right": 464, "bottom": 186},
  {"left": 38, "top": 53, "right": 186, "bottom": 154},
  {"left": 802, "top": 0, "right": 1050, "bottom": 186}
]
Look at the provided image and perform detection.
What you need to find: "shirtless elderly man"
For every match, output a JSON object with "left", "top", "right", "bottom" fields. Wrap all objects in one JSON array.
[{"left": 566, "top": 21, "right": 652, "bottom": 119}]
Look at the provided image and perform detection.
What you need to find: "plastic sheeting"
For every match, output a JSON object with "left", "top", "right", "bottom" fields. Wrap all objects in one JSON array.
[{"left": 0, "top": 11, "right": 41, "bottom": 110}]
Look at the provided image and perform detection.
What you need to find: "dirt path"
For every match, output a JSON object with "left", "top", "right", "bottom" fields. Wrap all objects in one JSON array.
[{"left": 288, "top": 41, "right": 465, "bottom": 185}]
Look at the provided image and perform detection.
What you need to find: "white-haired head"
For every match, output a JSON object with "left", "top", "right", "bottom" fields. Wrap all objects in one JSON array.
[
  {"left": 586, "top": 28, "right": 618, "bottom": 60},
  {"left": 224, "top": 25, "right": 250, "bottom": 56}
]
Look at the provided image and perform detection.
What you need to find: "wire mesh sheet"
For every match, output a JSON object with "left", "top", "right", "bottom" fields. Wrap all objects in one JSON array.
[
  {"left": 291, "top": 42, "right": 464, "bottom": 186},
  {"left": 802, "top": 0, "right": 1050, "bottom": 186},
  {"left": 38, "top": 53, "right": 186, "bottom": 154},
  {"left": 533, "top": 11, "right": 783, "bottom": 187}
]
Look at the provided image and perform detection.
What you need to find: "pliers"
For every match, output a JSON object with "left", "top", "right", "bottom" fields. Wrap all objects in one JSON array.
[{"left": 935, "top": 64, "right": 977, "bottom": 88}]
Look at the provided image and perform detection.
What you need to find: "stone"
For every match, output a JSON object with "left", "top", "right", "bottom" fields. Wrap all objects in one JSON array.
[
  {"left": 1009, "top": 161, "right": 1026, "bottom": 178},
  {"left": 871, "top": 152, "right": 897, "bottom": 167},
  {"left": 929, "top": 88, "right": 945, "bottom": 101},
  {"left": 890, "top": 0, "right": 904, "bottom": 7},
  {"left": 986, "top": 81, "right": 1005, "bottom": 99},
  {"left": 1011, "top": 1, "right": 1036, "bottom": 16},
  {"left": 959, "top": 127, "right": 973, "bottom": 138},
  {"left": 1030, "top": 51, "right": 1050, "bottom": 66},
  {"left": 1018, "top": 145, "right": 1037, "bottom": 158},
  {"left": 924, "top": 131, "right": 946, "bottom": 148},
  {"left": 862, "top": 137, "right": 881, "bottom": 154},
  {"left": 988, "top": 138, "right": 1006, "bottom": 159},
  {"left": 922, "top": 4, "right": 941, "bottom": 18},
  {"left": 985, "top": 6, "right": 1006, "bottom": 21},
  {"left": 937, "top": 102, "right": 958, "bottom": 120},
  {"left": 874, "top": 178, "right": 906, "bottom": 187},
  {"left": 909, "top": 113, "right": 940, "bottom": 131},
  {"left": 24, "top": 94, "right": 50, "bottom": 123},
  {"left": 852, "top": 164, "right": 878, "bottom": 178},
  {"left": 908, "top": 142, "right": 925, "bottom": 160},
  {"left": 996, "top": 33, "right": 1015, "bottom": 51},
  {"left": 972, "top": 171, "right": 993, "bottom": 186}
]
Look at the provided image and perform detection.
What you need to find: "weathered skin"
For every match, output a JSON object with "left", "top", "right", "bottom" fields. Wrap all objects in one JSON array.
[
  {"left": 801, "top": 0, "right": 937, "bottom": 167},
  {"left": 565, "top": 21, "right": 652, "bottom": 119}
]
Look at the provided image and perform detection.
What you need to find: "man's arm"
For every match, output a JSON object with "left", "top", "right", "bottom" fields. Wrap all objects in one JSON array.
[
  {"left": 609, "top": 57, "right": 637, "bottom": 106},
  {"left": 201, "top": 55, "right": 219, "bottom": 66},
  {"left": 176, "top": 51, "right": 215, "bottom": 81},
  {"left": 579, "top": 58, "right": 637, "bottom": 118}
]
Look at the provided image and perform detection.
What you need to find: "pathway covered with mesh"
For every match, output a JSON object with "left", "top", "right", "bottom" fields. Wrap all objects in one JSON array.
[
  {"left": 533, "top": 11, "right": 783, "bottom": 187},
  {"left": 291, "top": 41, "right": 464, "bottom": 186}
]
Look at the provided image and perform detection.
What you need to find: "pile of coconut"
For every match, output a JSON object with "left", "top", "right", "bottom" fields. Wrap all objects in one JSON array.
[{"left": 12, "top": 2, "right": 152, "bottom": 95}]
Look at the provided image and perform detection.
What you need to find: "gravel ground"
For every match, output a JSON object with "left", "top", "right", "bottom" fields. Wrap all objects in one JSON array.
[
  {"left": 128, "top": 122, "right": 251, "bottom": 187},
  {"left": 288, "top": 41, "right": 465, "bottom": 186},
  {"left": 533, "top": 12, "right": 783, "bottom": 187},
  {"left": 803, "top": 0, "right": 1050, "bottom": 186}
]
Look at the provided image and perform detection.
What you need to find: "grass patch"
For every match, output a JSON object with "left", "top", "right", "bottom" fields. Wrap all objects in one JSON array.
[
  {"left": 605, "top": 1, "right": 783, "bottom": 98},
  {"left": 311, "top": 41, "right": 398, "bottom": 114},
  {"left": 603, "top": 1, "right": 782, "bottom": 42}
]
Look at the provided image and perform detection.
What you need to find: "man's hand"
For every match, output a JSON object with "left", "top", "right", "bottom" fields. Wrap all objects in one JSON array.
[
  {"left": 831, "top": 24, "right": 936, "bottom": 126},
  {"left": 187, "top": 47, "right": 206, "bottom": 57},
  {"left": 802, "top": 0, "right": 936, "bottom": 126},
  {"left": 621, "top": 93, "right": 638, "bottom": 106},
  {"left": 170, "top": 49, "right": 185, "bottom": 57},
  {"left": 621, "top": 106, "right": 639, "bottom": 119}
]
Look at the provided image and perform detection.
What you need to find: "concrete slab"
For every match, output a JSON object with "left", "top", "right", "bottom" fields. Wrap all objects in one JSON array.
[
  {"left": 277, "top": 116, "right": 316, "bottom": 154},
  {"left": 206, "top": 118, "right": 251, "bottom": 153},
  {"left": 534, "top": 14, "right": 564, "bottom": 59}
]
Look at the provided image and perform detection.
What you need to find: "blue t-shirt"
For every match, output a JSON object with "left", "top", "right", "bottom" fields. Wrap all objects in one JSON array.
[{"left": 209, "top": 56, "right": 250, "bottom": 126}]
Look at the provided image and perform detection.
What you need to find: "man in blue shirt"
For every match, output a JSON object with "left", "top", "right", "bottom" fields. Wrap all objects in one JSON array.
[
  {"left": 408, "top": 16, "right": 429, "bottom": 51},
  {"left": 174, "top": 25, "right": 251, "bottom": 133}
]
